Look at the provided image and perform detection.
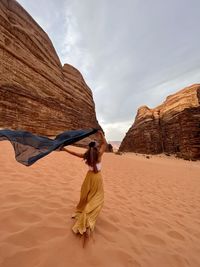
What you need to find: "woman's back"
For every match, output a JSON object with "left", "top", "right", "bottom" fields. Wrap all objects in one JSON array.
[{"left": 88, "top": 161, "right": 102, "bottom": 172}]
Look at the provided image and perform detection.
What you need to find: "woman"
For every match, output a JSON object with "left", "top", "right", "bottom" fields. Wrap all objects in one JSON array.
[{"left": 61, "top": 130, "right": 106, "bottom": 244}]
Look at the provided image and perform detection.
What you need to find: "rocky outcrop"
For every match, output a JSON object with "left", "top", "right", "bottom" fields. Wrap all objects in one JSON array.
[
  {"left": 119, "top": 84, "right": 200, "bottom": 159},
  {"left": 0, "top": 0, "right": 100, "bottom": 137},
  {"left": 106, "top": 143, "right": 113, "bottom": 153}
]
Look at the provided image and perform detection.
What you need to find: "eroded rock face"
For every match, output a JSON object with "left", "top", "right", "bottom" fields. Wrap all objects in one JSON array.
[
  {"left": 119, "top": 85, "right": 200, "bottom": 159},
  {"left": 0, "top": 0, "right": 100, "bottom": 137}
]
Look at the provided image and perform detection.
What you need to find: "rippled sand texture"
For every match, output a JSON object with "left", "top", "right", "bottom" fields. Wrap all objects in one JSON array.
[{"left": 0, "top": 142, "right": 200, "bottom": 267}]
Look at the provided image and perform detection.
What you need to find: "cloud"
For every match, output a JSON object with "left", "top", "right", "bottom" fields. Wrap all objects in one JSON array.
[
  {"left": 18, "top": 0, "right": 67, "bottom": 56},
  {"left": 17, "top": 0, "right": 200, "bottom": 140}
]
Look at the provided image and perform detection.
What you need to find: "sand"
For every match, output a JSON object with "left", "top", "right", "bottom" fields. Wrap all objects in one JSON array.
[{"left": 0, "top": 141, "right": 200, "bottom": 267}]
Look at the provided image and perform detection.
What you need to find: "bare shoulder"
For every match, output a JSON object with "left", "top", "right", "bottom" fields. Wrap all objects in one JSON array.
[{"left": 63, "top": 147, "right": 85, "bottom": 158}]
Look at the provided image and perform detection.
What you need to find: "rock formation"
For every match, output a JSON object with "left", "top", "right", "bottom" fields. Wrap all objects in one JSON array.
[
  {"left": 109, "top": 141, "right": 121, "bottom": 152},
  {"left": 106, "top": 143, "right": 113, "bottom": 153},
  {"left": 0, "top": 0, "right": 100, "bottom": 138},
  {"left": 119, "top": 84, "right": 200, "bottom": 159}
]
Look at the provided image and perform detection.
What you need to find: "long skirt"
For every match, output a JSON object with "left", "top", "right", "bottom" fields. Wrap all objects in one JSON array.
[{"left": 72, "top": 170, "right": 104, "bottom": 235}]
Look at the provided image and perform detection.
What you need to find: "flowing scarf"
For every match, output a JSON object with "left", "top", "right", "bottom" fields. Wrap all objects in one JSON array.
[{"left": 0, "top": 128, "right": 98, "bottom": 166}]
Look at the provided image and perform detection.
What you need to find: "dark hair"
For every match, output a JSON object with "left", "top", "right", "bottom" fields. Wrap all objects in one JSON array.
[
  {"left": 89, "top": 141, "right": 96, "bottom": 148},
  {"left": 83, "top": 142, "right": 99, "bottom": 173}
]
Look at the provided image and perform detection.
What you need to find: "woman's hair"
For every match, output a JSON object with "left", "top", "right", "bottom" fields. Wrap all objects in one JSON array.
[{"left": 83, "top": 142, "right": 99, "bottom": 173}]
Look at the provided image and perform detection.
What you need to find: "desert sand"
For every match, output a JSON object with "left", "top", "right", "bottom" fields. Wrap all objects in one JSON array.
[{"left": 0, "top": 141, "right": 200, "bottom": 267}]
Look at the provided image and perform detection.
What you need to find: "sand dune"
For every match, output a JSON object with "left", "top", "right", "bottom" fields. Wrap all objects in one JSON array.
[{"left": 0, "top": 141, "right": 200, "bottom": 267}]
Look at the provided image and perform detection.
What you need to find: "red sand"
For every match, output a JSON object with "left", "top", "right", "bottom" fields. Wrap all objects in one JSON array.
[{"left": 0, "top": 141, "right": 200, "bottom": 267}]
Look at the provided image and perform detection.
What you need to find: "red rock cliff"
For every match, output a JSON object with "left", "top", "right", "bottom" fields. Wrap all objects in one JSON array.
[
  {"left": 0, "top": 0, "right": 100, "bottom": 136},
  {"left": 119, "top": 84, "right": 200, "bottom": 159}
]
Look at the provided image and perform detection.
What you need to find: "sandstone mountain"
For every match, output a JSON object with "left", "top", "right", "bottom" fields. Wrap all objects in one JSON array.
[
  {"left": 0, "top": 0, "right": 100, "bottom": 138},
  {"left": 119, "top": 84, "right": 200, "bottom": 159}
]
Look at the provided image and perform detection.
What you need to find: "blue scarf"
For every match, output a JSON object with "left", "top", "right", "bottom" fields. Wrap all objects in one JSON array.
[{"left": 0, "top": 128, "right": 98, "bottom": 166}]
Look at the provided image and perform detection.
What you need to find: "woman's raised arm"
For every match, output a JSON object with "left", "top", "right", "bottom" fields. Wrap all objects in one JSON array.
[{"left": 61, "top": 147, "right": 85, "bottom": 158}]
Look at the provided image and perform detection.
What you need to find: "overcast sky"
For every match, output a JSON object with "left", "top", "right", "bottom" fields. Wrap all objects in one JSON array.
[{"left": 18, "top": 0, "right": 200, "bottom": 141}]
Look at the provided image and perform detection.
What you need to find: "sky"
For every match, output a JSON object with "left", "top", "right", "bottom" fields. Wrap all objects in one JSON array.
[{"left": 18, "top": 0, "right": 200, "bottom": 141}]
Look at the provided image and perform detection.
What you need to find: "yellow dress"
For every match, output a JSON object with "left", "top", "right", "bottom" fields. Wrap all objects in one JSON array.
[{"left": 72, "top": 169, "right": 104, "bottom": 235}]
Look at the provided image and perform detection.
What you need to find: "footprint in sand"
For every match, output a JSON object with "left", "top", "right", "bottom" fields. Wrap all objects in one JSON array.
[
  {"left": 167, "top": 230, "right": 185, "bottom": 241},
  {"left": 143, "top": 234, "right": 166, "bottom": 245}
]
